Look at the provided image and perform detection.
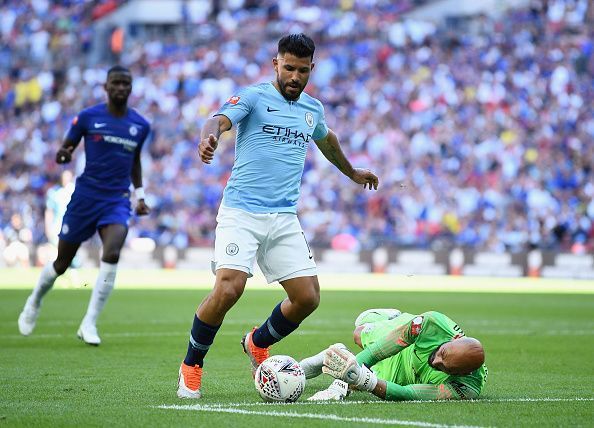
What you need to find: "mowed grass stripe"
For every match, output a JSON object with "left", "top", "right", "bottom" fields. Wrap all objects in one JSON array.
[
  {"left": 2, "top": 268, "right": 594, "bottom": 293},
  {"left": 3, "top": 328, "right": 594, "bottom": 341}
]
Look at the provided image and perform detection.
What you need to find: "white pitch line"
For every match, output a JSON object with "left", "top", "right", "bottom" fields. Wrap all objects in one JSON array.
[
  {"left": 335, "top": 397, "right": 594, "bottom": 404},
  {"left": 156, "top": 404, "right": 481, "bottom": 428},
  {"left": 162, "top": 397, "right": 594, "bottom": 408},
  {"left": 461, "top": 398, "right": 594, "bottom": 403}
]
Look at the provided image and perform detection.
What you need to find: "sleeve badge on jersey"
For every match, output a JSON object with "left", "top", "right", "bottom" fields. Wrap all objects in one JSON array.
[
  {"left": 71, "top": 116, "right": 78, "bottom": 125},
  {"left": 227, "top": 96, "right": 240, "bottom": 105},
  {"left": 411, "top": 316, "right": 424, "bottom": 336}
]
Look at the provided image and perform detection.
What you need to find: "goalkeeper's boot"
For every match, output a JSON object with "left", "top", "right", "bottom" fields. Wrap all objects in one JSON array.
[
  {"left": 18, "top": 297, "right": 40, "bottom": 336},
  {"left": 177, "top": 362, "right": 202, "bottom": 399},
  {"left": 77, "top": 320, "right": 101, "bottom": 346},
  {"left": 241, "top": 327, "right": 269, "bottom": 376},
  {"left": 354, "top": 308, "right": 401, "bottom": 327}
]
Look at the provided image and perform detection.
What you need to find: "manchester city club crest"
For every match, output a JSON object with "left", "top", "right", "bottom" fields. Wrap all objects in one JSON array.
[
  {"left": 129, "top": 125, "right": 138, "bottom": 136},
  {"left": 226, "top": 243, "right": 239, "bottom": 256},
  {"left": 305, "top": 112, "right": 314, "bottom": 127}
]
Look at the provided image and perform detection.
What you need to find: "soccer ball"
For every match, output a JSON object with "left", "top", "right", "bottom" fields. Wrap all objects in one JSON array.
[{"left": 254, "top": 355, "right": 306, "bottom": 402}]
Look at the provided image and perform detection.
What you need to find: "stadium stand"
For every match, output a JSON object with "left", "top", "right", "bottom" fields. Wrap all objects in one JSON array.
[{"left": 1, "top": 0, "right": 592, "bottom": 269}]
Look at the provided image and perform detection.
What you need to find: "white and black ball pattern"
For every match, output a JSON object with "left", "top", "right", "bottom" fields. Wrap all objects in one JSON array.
[{"left": 254, "top": 355, "right": 306, "bottom": 403}]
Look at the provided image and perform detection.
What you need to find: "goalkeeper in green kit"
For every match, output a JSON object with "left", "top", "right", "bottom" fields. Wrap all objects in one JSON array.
[{"left": 301, "top": 309, "right": 487, "bottom": 401}]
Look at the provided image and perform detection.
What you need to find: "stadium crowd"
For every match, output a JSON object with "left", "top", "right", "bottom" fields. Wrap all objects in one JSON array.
[{"left": 1, "top": 0, "right": 592, "bottom": 266}]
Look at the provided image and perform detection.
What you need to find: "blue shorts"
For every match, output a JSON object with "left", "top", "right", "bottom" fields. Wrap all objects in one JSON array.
[{"left": 59, "top": 192, "right": 131, "bottom": 243}]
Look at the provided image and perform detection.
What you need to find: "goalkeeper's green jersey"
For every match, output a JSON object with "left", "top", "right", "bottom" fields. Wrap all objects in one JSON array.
[{"left": 359, "top": 311, "right": 487, "bottom": 399}]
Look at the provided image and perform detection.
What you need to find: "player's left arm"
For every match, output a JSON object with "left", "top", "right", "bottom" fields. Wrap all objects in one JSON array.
[
  {"left": 356, "top": 315, "right": 426, "bottom": 368},
  {"left": 131, "top": 131, "right": 150, "bottom": 216},
  {"left": 314, "top": 129, "right": 378, "bottom": 190},
  {"left": 373, "top": 379, "right": 479, "bottom": 401}
]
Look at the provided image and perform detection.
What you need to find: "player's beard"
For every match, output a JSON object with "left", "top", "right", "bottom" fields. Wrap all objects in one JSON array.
[
  {"left": 110, "top": 94, "right": 129, "bottom": 108},
  {"left": 277, "top": 76, "right": 303, "bottom": 101}
]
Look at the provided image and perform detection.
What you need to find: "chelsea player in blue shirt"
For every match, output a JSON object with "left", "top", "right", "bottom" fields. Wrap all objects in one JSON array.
[
  {"left": 18, "top": 66, "right": 151, "bottom": 346},
  {"left": 177, "top": 34, "right": 379, "bottom": 398}
]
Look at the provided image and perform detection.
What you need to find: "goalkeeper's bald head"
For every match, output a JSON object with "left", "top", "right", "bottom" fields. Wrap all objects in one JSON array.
[{"left": 430, "top": 337, "right": 485, "bottom": 376}]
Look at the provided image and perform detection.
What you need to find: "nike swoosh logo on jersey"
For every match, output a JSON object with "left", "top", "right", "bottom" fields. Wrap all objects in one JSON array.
[
  {"left": 267, "top": 107, "right": 280, "bottom": 112},
  {"left": 94, "top": 123, "right": 107, "bottom": 128}
]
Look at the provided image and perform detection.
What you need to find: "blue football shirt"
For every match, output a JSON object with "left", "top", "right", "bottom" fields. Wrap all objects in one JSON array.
[
  {"left": 216, "top": 82, "right": 329, "bottom": 214},
  {"left": 65, "top": 103, "right": 150, "bottom": 198}
]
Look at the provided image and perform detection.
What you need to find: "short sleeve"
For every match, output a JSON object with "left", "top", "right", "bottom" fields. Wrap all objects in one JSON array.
[
  {"left": 138, "top": 122, "right": 151, "bottom": 150},
  {"left": 216, "top": 86, "right": 261, "bottom": 126},
  {"left": 64, "top": 110, "right": 87, "bottom": 143},
  {"left": 312, "top": 100, "right": 329, "bottom": 141}
]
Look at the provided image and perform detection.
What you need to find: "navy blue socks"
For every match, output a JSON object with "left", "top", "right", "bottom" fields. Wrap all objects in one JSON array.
[
  {"left": 252, "top": 302, "right": 299, "bottom": 348},
  {"left": 184, "top": 315, "right": 221, "bottom": 367},
  {"left": 184, "top": 303, "right": 298, "bottom": 366}
]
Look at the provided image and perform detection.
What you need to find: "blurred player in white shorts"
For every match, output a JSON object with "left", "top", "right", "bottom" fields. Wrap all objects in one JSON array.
[{"left": 177, "top": 33, "right": 379, "bottom": 399}]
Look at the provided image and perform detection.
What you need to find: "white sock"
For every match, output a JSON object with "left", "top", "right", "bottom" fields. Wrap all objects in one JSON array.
[
  {"left": 300, "top": 349, "right": 327, "bottom": 379},
  {"left": 30, "top": 263, "right": 59, "bottom": 306},
  {"left": 82, "top": 261, "right": 118, "bottom": 325}
]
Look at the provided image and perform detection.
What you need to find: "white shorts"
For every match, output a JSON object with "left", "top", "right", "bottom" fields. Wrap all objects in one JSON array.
[{"left": 212, "top": 206, "right": 317, "bottom": 284}]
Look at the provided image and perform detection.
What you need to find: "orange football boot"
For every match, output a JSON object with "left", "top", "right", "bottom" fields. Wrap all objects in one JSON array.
[
  {"left": 241, "top": 327, "right": 270, "bottom": 376},
  {"left": 177, "top": 362, "right": 202, "bottom": 399}
]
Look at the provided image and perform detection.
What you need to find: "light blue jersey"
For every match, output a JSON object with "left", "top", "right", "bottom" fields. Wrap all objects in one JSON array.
[
  {"left": 216, "top": 82, "right": 328, "bottom": 214},
  {"left": 46, "top": 182, "right": 75, "bottom": 244}
]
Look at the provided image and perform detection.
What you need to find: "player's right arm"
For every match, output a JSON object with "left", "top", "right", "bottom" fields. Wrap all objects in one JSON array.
[
  {"left": 199, "top": 87, "right": 261, "bottom": 164},
  {"left": 322, "top": 345, "right": 479, "bottom": 401},
  {"left": 56, "top": 113, "right": 86, "bottom": 164},
  {"left": 373, "top": 379, "right": 479, "bottom": 401},
  {"left": 198, "top": 115, "right": 231, "bottom": 164}
]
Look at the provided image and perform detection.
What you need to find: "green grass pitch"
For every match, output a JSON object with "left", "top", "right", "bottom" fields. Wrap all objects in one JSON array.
[{"left": 1, "top": 269, "right": 593, "bottom": 427}]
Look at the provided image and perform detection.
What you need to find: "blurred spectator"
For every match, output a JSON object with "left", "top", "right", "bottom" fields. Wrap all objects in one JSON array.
[{"left": 2, "top": 213, "right": 33, "bottom": 267}]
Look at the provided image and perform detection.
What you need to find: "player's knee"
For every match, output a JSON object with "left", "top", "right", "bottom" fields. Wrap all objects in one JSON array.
[
  {"left": 101, "top": 250, "right": 121, "bottom": 264},
  {"left": 52, "top": 260, "right": 68, "bottom": 276},
  {"left": 214, "top": 276, "right": 245, "bottom": 306},
  {"left": 353, "top": 325, "right": 364, "bottom": 348},
  {"left": 217, "top": 285, "right": 243, "bottom": 306},
  {"left": 101, "top": 244, "right": 120, "bottom": 264},
  {"left": 309, "top": 291, "right": 320, "bottom": 311},
  {"left": 298, "top": 287, "right": 320, "bottom": 313}
]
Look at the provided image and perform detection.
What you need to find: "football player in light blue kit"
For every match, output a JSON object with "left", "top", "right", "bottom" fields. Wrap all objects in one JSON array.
[
  {"left": 18, "top": 66, "right": 151, "bottom": 346},
  {"left": 177, "top": 34, "right": 379, "bottom": 399}
]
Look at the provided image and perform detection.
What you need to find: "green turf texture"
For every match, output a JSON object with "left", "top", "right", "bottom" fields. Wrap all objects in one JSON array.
[{"left": 1, "top": 287, "right": 593, "bottom": 427}]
